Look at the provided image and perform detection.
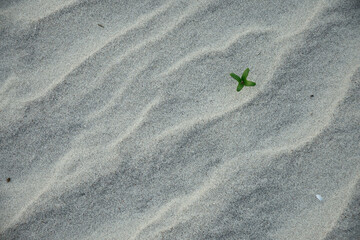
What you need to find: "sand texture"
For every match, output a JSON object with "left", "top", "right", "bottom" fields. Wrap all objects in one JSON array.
[{"left": 1, "top": 0, "right": 360, "bottom": 239}]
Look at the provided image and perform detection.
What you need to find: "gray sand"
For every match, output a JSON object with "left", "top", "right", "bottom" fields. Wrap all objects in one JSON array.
[{"left": 1, "top": 0, "right": 359, "bottom": 239}]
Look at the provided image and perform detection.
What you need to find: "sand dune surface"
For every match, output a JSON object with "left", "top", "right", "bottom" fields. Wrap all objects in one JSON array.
[{"left": 1, "top": 0, "right": 359, "bottom": 239}]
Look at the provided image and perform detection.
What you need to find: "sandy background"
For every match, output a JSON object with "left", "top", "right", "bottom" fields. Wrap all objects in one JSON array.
[{"left": 1, "top": 0, "right": 359, "bottom": 239}]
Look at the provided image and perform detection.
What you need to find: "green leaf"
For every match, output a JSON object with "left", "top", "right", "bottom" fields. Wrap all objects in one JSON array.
[
  {"left": 230, "top": 73, "right": 241, "bottom": 82},
  {"left": 244, "top": 80, "right": 256, "bottom": 86},
  {"left": 241, "top": 68, "right": 250, "bottom": 80},
  {"left": 237, "top": 83, "right": 245, "bottom": 91}
]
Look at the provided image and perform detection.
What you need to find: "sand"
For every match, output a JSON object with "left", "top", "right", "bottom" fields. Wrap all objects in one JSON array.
[{"left": 0, "top": 0, "right": 359, "bottom": 239}]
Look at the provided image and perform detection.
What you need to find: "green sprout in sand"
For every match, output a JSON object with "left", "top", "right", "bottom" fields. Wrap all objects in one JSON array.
[{"left": 230, "top": 68, "right": 256, "bottom": 92}]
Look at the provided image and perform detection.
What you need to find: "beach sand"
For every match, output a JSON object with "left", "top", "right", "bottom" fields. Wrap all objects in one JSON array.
[{"left": 1, "top": 0, "right": 359, "bottom": 239}]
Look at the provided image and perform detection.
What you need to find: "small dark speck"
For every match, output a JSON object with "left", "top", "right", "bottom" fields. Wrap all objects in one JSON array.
[
  {"left": 98, "top": 24, "right": 104, "bottom": 28},
  {"left": 6, "top": 178, "right": 11, "bottom": 182},
  {"left": 310, "top": 95, "right": 314, "bottom": 97}
]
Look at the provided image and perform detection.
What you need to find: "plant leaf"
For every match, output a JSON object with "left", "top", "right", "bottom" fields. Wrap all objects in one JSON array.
[
  {"left": 237, "top": 83, "right": 245, "bottom": 91},
  {"left": 244, "top": 80, "right": 256, "bottom": 86},
  {"left": 241, "top": 68, "right": 250, "bottom": 81},
  {"left": 230, "top": 73, "right": 241, "bottom": 82}
]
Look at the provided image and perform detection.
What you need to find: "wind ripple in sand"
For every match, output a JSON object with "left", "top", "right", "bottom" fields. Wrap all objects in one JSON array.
[{"left": 1, "top": 0, "right": 359, "bottom": 239}]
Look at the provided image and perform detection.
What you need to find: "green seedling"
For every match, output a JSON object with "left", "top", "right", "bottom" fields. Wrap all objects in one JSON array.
[{"left": 230, "top": 68, "right": 256, "bottom": 92}]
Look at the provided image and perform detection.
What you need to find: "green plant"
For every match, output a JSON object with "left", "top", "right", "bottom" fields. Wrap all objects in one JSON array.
[{"left": 230, "top": 68, "right": 256, "bottom": 92}]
